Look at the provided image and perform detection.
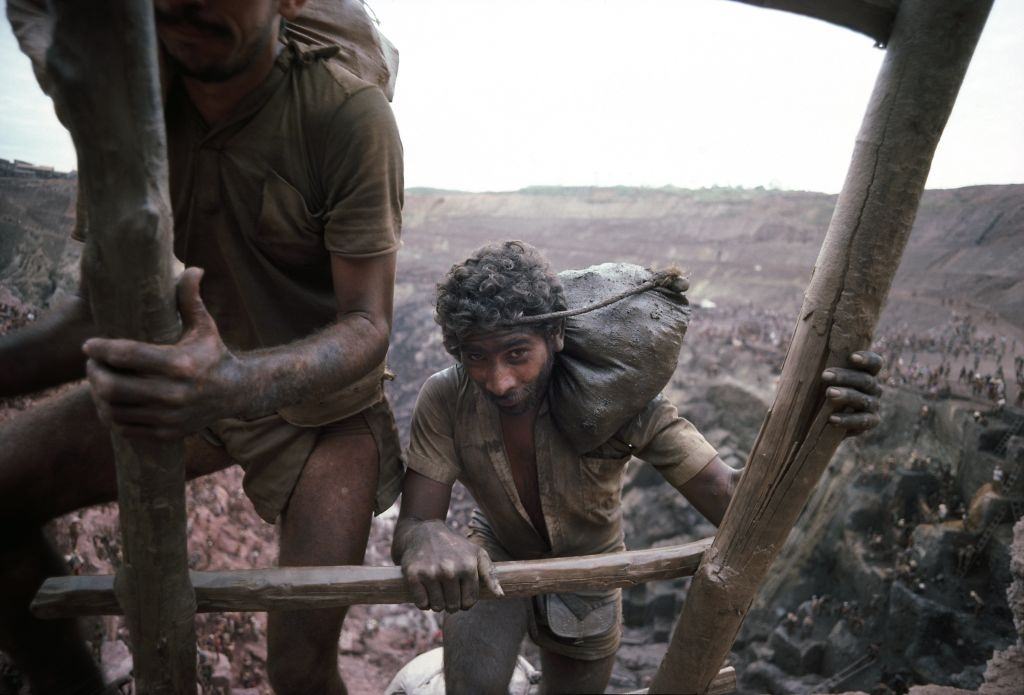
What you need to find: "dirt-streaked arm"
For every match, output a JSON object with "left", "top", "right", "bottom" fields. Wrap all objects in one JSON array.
[
  {"left": 82, "top": 252, "right": 394, "bottom": 440},
  {"left": 0, "top": 279, "right": 96, "bottom": 397},
  {"left": 392, "top": 470, "right": 504, "bottom": 613}
]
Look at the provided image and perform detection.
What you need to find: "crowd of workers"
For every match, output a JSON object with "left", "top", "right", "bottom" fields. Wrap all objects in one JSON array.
[
  {"left": 686, "top": 304, "right": 1023, "bottom": 411},
  {"left": 874, "top": 314, "right": 1022, "bottom": 409}
]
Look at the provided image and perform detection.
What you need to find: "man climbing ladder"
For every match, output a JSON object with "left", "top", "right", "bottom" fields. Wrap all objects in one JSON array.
[{"left": 2, "top": 1, "right": 403, "bottom": 692}]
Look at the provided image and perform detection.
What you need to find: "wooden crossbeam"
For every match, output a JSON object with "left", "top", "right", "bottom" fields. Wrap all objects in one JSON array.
[
  {"left": 33, "top": 537, "right": 712, "bottom": 618},
  {"left": 729, "top": 0, "right": 899, "bottom": 44},
  {"left": 650, "top": 1, "right": 994, "bottom": 692}
]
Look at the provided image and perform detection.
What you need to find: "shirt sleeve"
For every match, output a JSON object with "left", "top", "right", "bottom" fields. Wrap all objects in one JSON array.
[
  {"left": 622, "top": 395, "right": 719, "bottom": 490},
  {"left": 405, "top": 371, "right": 461, "bottom": 486},
  {"left": 320, "top": 86, "right": 404, "bottom": 258},
  {"left": 7, "top": 0, "right": 52, "bottom": 94}
]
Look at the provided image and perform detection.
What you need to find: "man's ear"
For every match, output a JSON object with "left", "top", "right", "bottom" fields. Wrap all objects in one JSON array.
[
  {"left": 551, "top": 322, "right": 566, "bottom": 353},
  {"left": 279, "top": 0, "right": 309, "bottom": 21}
]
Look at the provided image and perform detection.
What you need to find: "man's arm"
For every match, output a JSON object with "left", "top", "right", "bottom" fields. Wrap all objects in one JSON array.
[
  {"left": 2, "top": 1, "right": 96, "bottom": 398},
  {"left": 678, "top": 456, "right": 740, "bottom": 527},
  {"left": 391, "top": 471, "right": 504, "bottom": 614},
  {"left": 673, "top": 350, "right": 885, "bottom": 526},
  {"left": 393, "top": 375, "right": 504, "bottom": 613},
  {"left": 82, "top": 252, "right": 393, "bottom": 440},
  {"left": 236, "top": 251, "right": 395, "bottom": 419},
  {"left": 0, "top": 284, "right": 96, "bottom": 398}
]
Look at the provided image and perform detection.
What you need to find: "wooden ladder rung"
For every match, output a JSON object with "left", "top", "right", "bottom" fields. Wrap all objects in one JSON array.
[{"left": 32, "top": 538, "right": 712, "bottom": 618}]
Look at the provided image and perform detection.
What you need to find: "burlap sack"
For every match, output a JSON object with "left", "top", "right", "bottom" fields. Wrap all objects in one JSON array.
[
  {"left": 286, "top": 0, "right": 399, "bottom": 101},
  {"left": 384, "top": 647, "right": 539, "bottom": 695},
  {"left": 5, "top": 0, "right": 51, "bottom": 93},
  {"left": 552, "top": 263, "right": 690, "bottom": 454}
]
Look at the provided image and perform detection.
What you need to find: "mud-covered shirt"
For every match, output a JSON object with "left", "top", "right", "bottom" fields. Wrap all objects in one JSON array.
[
  {"left": 74, "top": 42, "right": 404, "bottom": 426},
  {"left": 406, "top": 365, "right": 719, "bottom": 560}
]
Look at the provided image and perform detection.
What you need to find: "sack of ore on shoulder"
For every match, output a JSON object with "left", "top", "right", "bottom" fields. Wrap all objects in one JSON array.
[{"left": 551, "top": 263, "right": 690, "bottom": 454}]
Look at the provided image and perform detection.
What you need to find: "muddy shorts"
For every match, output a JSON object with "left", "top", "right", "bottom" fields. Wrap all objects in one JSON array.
[
  {"left": 200, "top": 398, "right": 404, "bottom": 523},
  {"left": 466, "top": 509, "right": 622, "bottom": 661}
]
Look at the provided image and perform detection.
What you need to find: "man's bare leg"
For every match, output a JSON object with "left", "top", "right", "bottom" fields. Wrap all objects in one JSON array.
[
  {"left": 442, "top": 597, "right": 531, "bottom": 694},
  {"left": 266, "top": 429, "right": 379, "bottom": 695},
  {"left": 0, "top": 384, "right": 231, "bottom": 695},
  {"left": 539, "top": 649, "right": 615, "bottom": 695},
  {"left": 0, "top": 525, "right": 103, "bottom": 695}
]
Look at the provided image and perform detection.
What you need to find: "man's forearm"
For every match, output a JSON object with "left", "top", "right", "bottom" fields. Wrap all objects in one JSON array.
[
  {"left": 79, "top": 268, "right": 394, "bottom": 441},
  {"left": 231, "top": 311, "right": 389, "bottom": 420},
  {"left": 705, "top": 467, "right": 742, "bottom": 527},
  {"left": 0, "top": 296, "right": 96, "bottom": 397},
  {"left": 679, "top": 457, "right": 743, "bottom": 527}
]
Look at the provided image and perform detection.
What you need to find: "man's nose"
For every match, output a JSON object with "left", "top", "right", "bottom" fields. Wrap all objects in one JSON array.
[{"left": 486, "top": 365, "right": 516, "bottom": 396}]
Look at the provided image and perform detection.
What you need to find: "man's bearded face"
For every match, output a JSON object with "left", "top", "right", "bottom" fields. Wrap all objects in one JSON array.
[
  {"left": 460, "top": 328, "right": 559, "bottom": 416},
  {"left": 154, "top": 0, "right": 279, "bottom": 83}
]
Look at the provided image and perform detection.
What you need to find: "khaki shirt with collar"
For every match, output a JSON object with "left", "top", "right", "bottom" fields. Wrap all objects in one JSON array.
[
  {"left": 406, "top": 365, "right": 719, "bottom": 560},
  {"left": 73, "top": 42, "right": 404, "bottom": 426}
]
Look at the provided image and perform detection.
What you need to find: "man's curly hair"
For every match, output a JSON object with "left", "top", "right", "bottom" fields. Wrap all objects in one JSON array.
[{"left": 435, "top": 240, "right": 567, "bottom": 357}]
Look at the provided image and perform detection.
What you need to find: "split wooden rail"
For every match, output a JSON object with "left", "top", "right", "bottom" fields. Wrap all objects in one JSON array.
[
  {"left": 651, "top": 1, "right": 993, "bottom": 692},
  {"left": 22, "top": 0, "right": 992, "bottom": 693}
]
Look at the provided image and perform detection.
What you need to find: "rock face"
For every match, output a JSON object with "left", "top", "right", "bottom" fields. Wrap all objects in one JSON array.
[
  {"left": 977, "top": 519, "right": 1024, "bottom": 695},
  {"left": 730, "top": 388, "right": 1023, "bottom": 694},
  {"left": 0, "top": 178, "right": 79, "bottom": 306},
  {"left": 838, "top": 520, "right": 1024, "bottom": 695}
]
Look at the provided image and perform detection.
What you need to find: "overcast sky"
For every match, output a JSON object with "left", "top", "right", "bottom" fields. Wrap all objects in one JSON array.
[{"left": 1, "top": 0, "right": 1021, "bottom": 192}]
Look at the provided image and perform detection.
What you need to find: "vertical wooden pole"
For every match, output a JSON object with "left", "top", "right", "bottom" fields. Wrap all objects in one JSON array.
[
  {"left": 650, "top": 1, "right": 993, "bottom": 692},
  {"left": 45, "top": 1, "right": 197, "bottom": 692}
]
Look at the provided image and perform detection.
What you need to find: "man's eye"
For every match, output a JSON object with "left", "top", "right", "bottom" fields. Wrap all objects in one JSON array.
[
  {"left": 464, "top": 353, "right": 484, "bottom": 362},
  {"left": 508, "top": 349, "right": 527, "bottom": 360}
]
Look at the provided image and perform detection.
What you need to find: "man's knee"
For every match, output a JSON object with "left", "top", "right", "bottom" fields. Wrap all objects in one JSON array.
[
  {"left": 267, "top": 608, "right": 346, "bottom": 695},
  {"left": 266, "top": 640, "right": 342, "bottom": 695},
  {"left": 444, "top": 643, "right": 519, "bottom": 695},
  {"left": 0, "top": 523, "right": 54, "bottom": 584},
  {"left": 444, "top": 656, "right": 515, "bottom": 695},
  {"left": 267, "top": 663, "right": 335, "bottom": 695},
  {"left": 442, "top": 602, "right": 529, "bottom": 695}
]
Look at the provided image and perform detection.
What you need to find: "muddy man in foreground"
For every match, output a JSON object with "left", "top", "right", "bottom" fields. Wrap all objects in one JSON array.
[
  {"left": 1, "top": 1, "right": 402, "bottom": 693},
  {"left": 392, "top": 241, "right": 883, "bottom": 694}
]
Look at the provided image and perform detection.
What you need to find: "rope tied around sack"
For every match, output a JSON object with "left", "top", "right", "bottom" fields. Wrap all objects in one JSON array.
[{"left": 509, "top": 268, "right": 688, "bottom": 326}]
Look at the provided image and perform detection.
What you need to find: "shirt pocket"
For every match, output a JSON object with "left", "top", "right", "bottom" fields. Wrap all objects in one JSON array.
[
  {"left": 253, "top": 171, "right": 325, "bottom": 268},
  {"left": 579, "top": 455, "right": 628, "bottom": 523}
]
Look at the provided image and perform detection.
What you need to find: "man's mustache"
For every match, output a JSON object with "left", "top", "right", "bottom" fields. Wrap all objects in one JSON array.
[{"left": 154, "top": 7, "right": 232, "bottom": 38}]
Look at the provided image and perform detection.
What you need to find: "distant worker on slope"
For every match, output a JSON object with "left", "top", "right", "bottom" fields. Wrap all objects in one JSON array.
[
  {"left": 390, "top": 241, "right": 884, "bottom": 693},
  {"left": 1, "top": 1, "right": 403, "bottom": 693}
]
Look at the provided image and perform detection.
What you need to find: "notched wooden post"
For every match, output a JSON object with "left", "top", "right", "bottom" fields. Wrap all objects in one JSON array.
[
  {"left": 45, "top": 0, "right": 196, "bottom": 692},
  {"left": 651, "top": 1, "right": 994, "bottom": 692}
]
